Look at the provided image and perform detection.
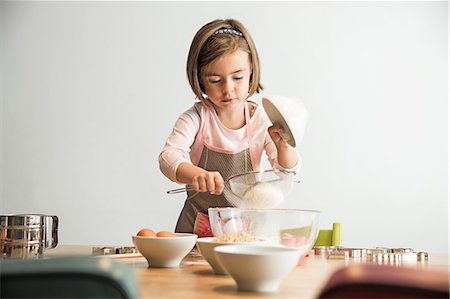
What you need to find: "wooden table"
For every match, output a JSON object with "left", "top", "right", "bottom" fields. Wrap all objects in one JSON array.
[{"left": 48, "top": 246, "right": 449, "bottom": 299}]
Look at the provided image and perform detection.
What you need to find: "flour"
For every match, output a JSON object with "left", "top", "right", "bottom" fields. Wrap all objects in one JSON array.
[{"left": 241, "top": 182, "right": 284, "bottom": 209}]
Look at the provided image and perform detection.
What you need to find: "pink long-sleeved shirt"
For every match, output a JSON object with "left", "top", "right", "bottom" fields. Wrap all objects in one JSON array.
[{"left": 158, "top": 100, "right": 301, "bottom": 183}]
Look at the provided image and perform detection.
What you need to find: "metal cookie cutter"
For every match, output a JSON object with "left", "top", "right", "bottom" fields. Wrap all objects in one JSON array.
[
  {"left": 92, "top": 246, "right": 137, "bottom": 256},
  {"left": 401, "top": 252, "right": 419, "bottom": 262},
  {"left": 341, "top": 248, "right": 365, "bottom": 258},
  {"left": 314, "top": 246, "right": 341, "bottom": 256},
  {"left": 417, "top": 252, "right": 429, "bottom": 261},
  {"left": 328, "top": 251, "right": 349, "bottom": 260}
]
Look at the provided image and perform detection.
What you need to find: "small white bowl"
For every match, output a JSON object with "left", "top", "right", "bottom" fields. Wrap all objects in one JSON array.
[
  {"left": 196, "top": 237, "right": 257, "bottom": 275},
  {"left": 132, "top": 233, "right": 197, "bottom": 268},
  {"left": 262, "top": 95, "right": 308, "bottom": 148},
  {"left": 214, "top": 245, "right": 301, "bottom": 292}
]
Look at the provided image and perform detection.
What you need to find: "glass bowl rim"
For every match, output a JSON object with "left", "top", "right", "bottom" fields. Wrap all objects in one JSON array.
[{"left": 208, "top": 207, "right": 321, "bottom": 214}]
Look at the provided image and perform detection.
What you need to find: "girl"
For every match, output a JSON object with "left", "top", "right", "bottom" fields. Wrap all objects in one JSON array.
[{"left": 159, "top": 19, "right": 301, "bottom": 236}]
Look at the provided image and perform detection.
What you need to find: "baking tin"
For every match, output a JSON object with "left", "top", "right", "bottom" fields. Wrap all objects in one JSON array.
[{"left": 1, "top": 214, "right": 58, "bottom": 259}]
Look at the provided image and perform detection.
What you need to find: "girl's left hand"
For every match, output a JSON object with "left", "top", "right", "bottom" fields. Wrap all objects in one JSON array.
[{"left": 268, "top": 124, "right": 290, "bottom": 148}]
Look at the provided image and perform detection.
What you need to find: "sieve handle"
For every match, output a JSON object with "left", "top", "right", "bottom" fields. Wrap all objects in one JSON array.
[
  {"left": 166, "top": 174, "right": 300, "bottom": 194},
  {"left": 167, "top": 186, "right": 195, "bottom": 194}
]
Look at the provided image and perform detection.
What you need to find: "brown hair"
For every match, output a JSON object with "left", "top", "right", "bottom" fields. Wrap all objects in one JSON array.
[{"left": 186, "top": 19, "right": 263, "bottom": 104}]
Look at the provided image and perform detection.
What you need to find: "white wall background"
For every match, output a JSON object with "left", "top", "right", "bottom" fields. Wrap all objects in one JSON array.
[{"left": 1, "top": 1, "right": 448, "bottom": 253}]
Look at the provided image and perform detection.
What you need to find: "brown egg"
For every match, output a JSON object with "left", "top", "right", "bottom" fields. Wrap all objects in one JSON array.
[
  {"left": 156, "top": 231, "right": 176, "bottom": 237},
  {"left": 136, "top": 228, "right": 156, "bottom": 237}
]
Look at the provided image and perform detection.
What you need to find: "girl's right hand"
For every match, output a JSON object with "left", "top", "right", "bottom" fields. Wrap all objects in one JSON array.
[{"left": 192, "top": 171, "right": 225, "bottom": 195}]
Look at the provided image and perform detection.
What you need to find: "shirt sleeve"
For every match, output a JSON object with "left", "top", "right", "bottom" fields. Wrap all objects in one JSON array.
[
  {"left": 263, "top": 133, "right": 302, "bottom": 173},
  {"left": 158, "top": 106, "right": 201, "bottom": 183}
]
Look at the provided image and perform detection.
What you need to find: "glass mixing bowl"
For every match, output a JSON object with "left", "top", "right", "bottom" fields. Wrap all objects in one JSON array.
[{"left": 208, "top": 208, "right": 321, "bottom": 258}]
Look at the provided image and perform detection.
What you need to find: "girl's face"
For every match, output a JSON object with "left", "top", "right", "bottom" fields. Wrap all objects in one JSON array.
[{"left": 201, "top": 50, "right": 251, "bottom": 112}]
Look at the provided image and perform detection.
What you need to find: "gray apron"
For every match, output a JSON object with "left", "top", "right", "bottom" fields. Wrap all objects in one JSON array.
[{"left": 175, "top": 102, "right": 254, "bottom": 234}]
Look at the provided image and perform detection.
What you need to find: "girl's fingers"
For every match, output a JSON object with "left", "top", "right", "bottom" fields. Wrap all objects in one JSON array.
[
  {"left": 193, "top": 171, "right": 224, "bottom": 194},
  {"left": 193, "top": 173, "right": 207, "bottom": 192},
  {"left": 268, "top": 129, "right": 282, "bottom": 143},
  {"left": 213, "top": 174, "right": 225, "bottom": 195},
  {"left": 269, "top": 124, "right": 288, "bottom": 145},
  {"left": 206, "top": 172, "right": 216, "bottom": 193},
  {"left": 197, "top": 178, "right": 207, "bottom": 192},
  {"left": 192, "top": 177, "right": 199, "bottom": 191},
  {"left": 269, "top": 123, "right": 283, "bottom": 132}
]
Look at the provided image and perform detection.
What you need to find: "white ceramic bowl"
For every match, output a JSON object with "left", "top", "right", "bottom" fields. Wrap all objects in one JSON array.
[
  {"left": 262, "top": 95, "right": 308, "bottom": 148},
  {"left": 132, "top": 233, "right": 197, "bottom": 268},
  {"left": 196, "top": 237, "right": 260, "bottom": 275},
  {"left": 209, "top": 208, "right": 320, "bottom": 260},
  {"left": 214, "top": 245, "right": 301, "bottom": 292}
]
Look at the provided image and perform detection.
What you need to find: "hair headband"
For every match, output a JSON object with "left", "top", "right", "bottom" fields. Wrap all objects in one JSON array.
[{"left": 213, "top": 28, "right": 243, "bottom": 37}]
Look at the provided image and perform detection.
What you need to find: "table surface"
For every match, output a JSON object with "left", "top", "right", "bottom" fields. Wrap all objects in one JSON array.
[{"left": 47, "top": 245, "right": 449, "bottom": 299}]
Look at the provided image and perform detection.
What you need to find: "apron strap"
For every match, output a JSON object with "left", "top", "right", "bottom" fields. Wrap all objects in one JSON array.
[
  {"left": 193, "top": 108, "right": 211, "bottom": 166},
  {"left": 243, "top": 102, "right": 256, "bottom": 170}
]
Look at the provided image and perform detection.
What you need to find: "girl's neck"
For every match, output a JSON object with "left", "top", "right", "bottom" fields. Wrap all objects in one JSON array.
[{"left": 214, "top": 101, "right": 246, "bottom": 130}]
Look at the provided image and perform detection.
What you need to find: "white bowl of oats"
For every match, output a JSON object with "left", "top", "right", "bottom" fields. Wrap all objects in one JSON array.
[
  {"left": 196, "top": 232, "right": 261, "bottom": 275},
  {"left": 208, "top": 208, "right": 321, "bottom": 260}
]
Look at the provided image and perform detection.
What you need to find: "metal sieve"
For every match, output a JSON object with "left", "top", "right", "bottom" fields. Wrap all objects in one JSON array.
[{"left": 167, "top": 169, "right": 300, "bottom": 208}]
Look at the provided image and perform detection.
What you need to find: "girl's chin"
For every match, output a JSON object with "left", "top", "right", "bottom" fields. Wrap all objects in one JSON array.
[{"left": 211, "top": 98, "right": 245, "bottom": 110}]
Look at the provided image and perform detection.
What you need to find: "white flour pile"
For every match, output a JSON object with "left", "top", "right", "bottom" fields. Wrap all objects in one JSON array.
[{"left": 241, "top": 182, "right": 284, "bottom": 209}]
